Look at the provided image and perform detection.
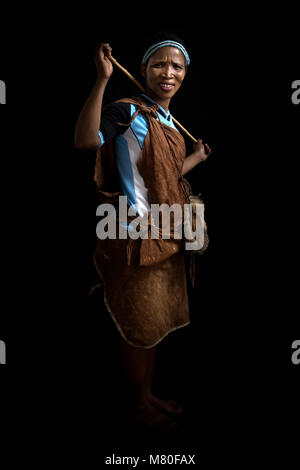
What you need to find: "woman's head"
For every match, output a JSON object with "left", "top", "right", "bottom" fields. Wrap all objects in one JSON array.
[{"left": 140, "top": 32, "right": 190, "bottom": 108}]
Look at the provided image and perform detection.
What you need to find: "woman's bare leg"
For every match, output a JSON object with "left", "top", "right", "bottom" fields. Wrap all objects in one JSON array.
[
  {"left": 119, "top": 338, "right": 148, "bottom": 406},
  {"left": 119, "top": 338, "right": 177, "bottom": 429},
  {"left": 144, "top": 346, "right": 183, "bottom": 416}
]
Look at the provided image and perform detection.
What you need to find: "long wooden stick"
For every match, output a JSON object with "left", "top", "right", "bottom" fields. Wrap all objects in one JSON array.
[
  {"left": 109, "top": 55, "right": 198, "bottom": 143},
  {"left": 171, "top": 117, "right": 198, "bottom": 143},
  {"left": 109, "top": 56, "right": 145, "bottom": 93}
]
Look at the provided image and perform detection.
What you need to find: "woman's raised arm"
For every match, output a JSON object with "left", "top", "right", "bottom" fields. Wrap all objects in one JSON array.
[{"left": 74, "top": 43, "right": 113, "bottom": 150}]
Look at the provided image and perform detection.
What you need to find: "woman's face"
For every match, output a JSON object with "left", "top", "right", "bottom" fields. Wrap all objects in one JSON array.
[{"left": 141, "top": 46, "right": 187, "bottom": 105}]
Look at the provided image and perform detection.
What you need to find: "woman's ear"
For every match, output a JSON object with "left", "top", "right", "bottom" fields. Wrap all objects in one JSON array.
[{"left": 141, "top": 64, "right": 146, "bottom": 79}]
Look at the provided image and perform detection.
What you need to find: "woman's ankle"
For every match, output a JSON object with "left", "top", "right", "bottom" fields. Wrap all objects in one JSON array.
[{"left": 129, "top": 392, "right": 151, "bottom": 410}]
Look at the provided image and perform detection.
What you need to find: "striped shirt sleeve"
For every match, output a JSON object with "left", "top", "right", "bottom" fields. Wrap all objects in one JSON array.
[{"left": 98, "top": 102, "right": 132, "bottom": 147}]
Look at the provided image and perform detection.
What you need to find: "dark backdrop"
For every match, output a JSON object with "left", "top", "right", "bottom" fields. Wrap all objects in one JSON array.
[{"left": 1, "top": 9, "right": 299, "bottom": 465}]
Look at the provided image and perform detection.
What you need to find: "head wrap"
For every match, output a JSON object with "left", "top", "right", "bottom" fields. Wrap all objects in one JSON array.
[{"left": 141, "top": 40, "right": 190, "bottom": 67}]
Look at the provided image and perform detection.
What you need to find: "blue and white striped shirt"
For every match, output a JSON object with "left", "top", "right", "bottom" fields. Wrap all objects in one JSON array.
[{"left": 98, "top": 94, "right": 179, "bottom": 218}]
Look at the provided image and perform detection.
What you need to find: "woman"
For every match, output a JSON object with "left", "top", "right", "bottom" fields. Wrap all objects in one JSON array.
[{"left": 75, "top": 32, "right": 211, "bottom": 430}]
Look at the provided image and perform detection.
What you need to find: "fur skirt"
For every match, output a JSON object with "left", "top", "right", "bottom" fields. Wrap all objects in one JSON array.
[{"left": 92, "top": 237, "right": 190, "bottom": 348}]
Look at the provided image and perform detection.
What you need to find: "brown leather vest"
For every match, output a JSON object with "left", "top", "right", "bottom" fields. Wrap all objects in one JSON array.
[{"left": 94, "top": 96, "right": 189, "bottom": 267}]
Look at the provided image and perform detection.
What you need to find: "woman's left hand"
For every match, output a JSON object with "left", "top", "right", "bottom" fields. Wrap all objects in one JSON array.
[{"left": 193, "top": 139, "right": 212, "bottom": 162}]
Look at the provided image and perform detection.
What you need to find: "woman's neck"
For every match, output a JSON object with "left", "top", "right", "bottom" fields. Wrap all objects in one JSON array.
[{"left": 145, "top": 89, "right": 170, "bottom": 112}]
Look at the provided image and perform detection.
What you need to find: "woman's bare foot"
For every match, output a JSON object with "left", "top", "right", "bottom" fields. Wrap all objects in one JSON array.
[
  {"left": 126, "top": 401, "right": 178, "bottom": 431},
  {"left": 147, "top": 393, "right": 183, "bottom": 416}
]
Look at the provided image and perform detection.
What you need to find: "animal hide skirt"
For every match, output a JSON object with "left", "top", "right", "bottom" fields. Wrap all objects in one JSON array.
[{"left": 92, "top": 237, "right": 190, "bottom": 349}]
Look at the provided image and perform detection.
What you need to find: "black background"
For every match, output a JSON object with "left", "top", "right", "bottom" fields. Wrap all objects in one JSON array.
[{"left": 1, "top": 6, "right": 299, "bottom": 466}]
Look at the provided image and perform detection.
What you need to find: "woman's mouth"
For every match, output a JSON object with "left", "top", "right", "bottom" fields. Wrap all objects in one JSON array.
[{"left": 159, "top": 82, "right": 175, "bottom": 92}]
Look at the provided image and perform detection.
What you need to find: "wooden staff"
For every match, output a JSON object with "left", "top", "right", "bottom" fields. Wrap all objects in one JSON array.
[{"left": 109, "top": 55, "right": 198, "bottom": 143}]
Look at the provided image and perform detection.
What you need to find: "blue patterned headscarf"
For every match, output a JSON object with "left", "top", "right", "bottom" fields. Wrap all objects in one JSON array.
[{"left": 141, "top": 40, "right": 190, "bottom": 67}]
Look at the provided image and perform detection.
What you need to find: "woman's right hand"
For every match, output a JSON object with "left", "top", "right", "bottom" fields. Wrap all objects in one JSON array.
[{"left": 94, "top": 43, "right": 113, "bottom": 80}]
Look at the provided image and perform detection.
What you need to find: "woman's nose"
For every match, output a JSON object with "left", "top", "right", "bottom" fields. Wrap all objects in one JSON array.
[{"left": 162, "top": 66, "right": 173, "bottom": 78}]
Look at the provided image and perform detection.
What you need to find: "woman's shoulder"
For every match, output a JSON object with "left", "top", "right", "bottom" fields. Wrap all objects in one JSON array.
[{"left": 102, "top": 100, "right": 132, "bottom": 123}]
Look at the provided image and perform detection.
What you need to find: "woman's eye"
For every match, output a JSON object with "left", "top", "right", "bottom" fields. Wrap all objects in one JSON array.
[{"left": 152, "top": 63, "right": 183, "bottom": 70}]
